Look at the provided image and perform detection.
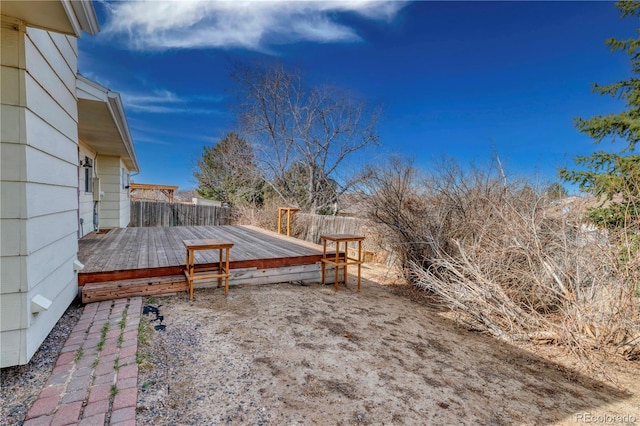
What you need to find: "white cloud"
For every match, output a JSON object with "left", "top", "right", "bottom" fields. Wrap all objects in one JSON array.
[
  {"left": 120, "top": 89, "right": 223, "bottom": 114},
  {"left": 121, "top": 89, "right": 182, "bottom": 112},
  {"left": 132, "top": 135, "right": 172, "bottom": 145},
  {"left": 102, "top": 0, "right": 408, "bottom": 51},
  {"left": 129, "top": 120, "right": 221, "bottom": 145}
]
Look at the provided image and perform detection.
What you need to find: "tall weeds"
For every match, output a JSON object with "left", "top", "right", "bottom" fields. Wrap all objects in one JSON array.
[{"left": 363, "top": 158, "right": 639, "bottom": 363}]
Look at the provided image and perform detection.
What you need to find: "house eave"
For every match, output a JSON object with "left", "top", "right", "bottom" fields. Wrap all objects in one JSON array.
[
  {"left": 0, "top": 0, "right": 99, "bottom": 36},
  {"left": 107, "top": 92, "right": 140, "bottom": 172},
  {"left": 77, "top": 75, "right": 140, "bottom": 172},
  {"left": 67, "top": 0, "right": 100, "bottom": 36}
]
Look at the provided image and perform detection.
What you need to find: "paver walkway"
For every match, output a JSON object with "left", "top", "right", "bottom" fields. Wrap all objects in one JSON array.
[{"left": 24, "top": 297, "right": 142, "bottom": 426}]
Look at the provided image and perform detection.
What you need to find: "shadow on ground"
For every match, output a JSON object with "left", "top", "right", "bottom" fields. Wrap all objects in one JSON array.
[{"left": 136, "top": 275, "right": 634, "bottom": 425}]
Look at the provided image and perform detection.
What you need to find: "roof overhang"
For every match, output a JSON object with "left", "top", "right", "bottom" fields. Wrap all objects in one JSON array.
[
  {"left": 0, "top": 0, "right": 99, "bottom": 36},
  {"left": 77, "top": 75, "right": 140, "bottom": 172}
]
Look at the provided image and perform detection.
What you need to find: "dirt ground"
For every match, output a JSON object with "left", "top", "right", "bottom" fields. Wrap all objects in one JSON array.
[{"left": 136, "top": 264, "right": 639, "bottom": 425}]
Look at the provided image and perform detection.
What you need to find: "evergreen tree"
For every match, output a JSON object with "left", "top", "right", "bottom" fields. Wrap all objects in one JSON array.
[
  {"left": 194, "top": 132, "right": 264, "bottom": 207},
  {"left": 543, "top": 182, "right": 568, "bottom": 200},
  {"left": 559, "top": 1, "right": 640, "bottom": 228}
]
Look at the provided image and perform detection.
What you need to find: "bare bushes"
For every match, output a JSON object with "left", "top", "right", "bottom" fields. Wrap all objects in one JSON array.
[
  {"left": 363, "top": 158, "right": 639, "bottom": 362},
  {"left": 230, "top": 199, "right": 279, "bottom": 230},
  {"left": 361, "top": 158, "right": 451, "bottom": 270}
]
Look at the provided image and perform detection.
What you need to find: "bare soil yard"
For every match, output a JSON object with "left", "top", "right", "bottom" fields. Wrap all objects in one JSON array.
[{"left": 136, "top": 264, "right": 639, "bottom": 425}]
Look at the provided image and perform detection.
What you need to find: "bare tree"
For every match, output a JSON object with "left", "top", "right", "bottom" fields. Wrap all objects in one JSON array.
[{"left": 232, "top": 62, "right": 380, "bottom": 214}]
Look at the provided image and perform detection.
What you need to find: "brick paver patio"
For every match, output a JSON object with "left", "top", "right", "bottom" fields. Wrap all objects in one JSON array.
[{"left": 24, "top": 297, "right": 142, "bottom": 425}]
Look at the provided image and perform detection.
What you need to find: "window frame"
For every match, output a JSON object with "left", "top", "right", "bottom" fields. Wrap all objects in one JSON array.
[{"left": 84, "top": 160, "right": 93, "bottom": 193}]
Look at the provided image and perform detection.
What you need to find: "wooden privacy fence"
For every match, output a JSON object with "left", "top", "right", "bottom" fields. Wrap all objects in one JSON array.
[
  {"left": 291, "top": 213, "right": 386, "bottom": 263},
  {"left": 293, "top": 213, "right": 367, "bottom": 244},
  {"left": 130, "top": 201, "right": 231, "bottom": 227}
]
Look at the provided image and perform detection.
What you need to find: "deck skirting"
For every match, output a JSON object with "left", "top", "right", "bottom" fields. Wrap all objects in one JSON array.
[{"left": 81, "top": 263, "right": 346, "bottom": 302}]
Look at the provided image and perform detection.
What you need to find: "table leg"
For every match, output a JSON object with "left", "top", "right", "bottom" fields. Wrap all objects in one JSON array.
[
  {"left": 321, "top": 239, "right": 327, "bottom": 285},
  {"left": 224, "top": 247, "right": 230, "bottom": 296},
  {"left": 185, "top": 248, "right": 189, "bottom": 299},
  {"left": 277, "top": 209, "right": 282, "bottom": 234},
  {"left": 357, "top": 240, "right": 362, "bottom": 292},
  {"left": 188, "top": 249, "right": 194, "bottom": 300},
  {"left": 344, "top": 261, "right": 348, "bottom": 289},
  {"left": 334, "top": 241, "right": 339, "bottom": 292},
  {"left": 286, "top": 211, "right": 291, "bottom": 236},
  {"left": 217, "top": 248, "right": 223, "bottom": 289}
]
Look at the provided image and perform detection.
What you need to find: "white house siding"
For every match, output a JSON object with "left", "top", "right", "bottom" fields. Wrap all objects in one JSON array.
[
  {"left": 0, "top": 20, "right": 80, "bottom": 367},
  {"left": 96, "top": 155, "right": 123, "bottom": 229},
  {"left": 119, "top": 159, "right": 131, "bottom": 228},
  {"left": 79, "top": 148, "right": 132, "bottom": 233},
  {"left": 78, "top": 141, "right": 96, "bottom": 237}
]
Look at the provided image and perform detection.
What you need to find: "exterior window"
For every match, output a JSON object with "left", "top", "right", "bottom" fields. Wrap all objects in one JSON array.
[{"left": 84, "top": 159, "right": 93, "bottom": 193}]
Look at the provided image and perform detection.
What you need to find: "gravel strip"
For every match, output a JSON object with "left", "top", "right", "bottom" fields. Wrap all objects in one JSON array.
[
  {"left": 136, "top": 302, "right": 203, "bottom": 424},
  {"left": 0, "top": 300, "right": 83, "bottom": 425}
]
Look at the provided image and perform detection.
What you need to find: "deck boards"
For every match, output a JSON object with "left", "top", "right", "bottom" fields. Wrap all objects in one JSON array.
[{"left": 78, "top": 225, "right": 332, "bottom": 285}]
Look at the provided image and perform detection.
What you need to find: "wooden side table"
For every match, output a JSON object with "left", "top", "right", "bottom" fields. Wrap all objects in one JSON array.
[
  {"left": 183, "top": 239, "right": 233, "bottom": 300},
  {"left": 320, "top": 234, "right": 365, "bottom": 292},
  {"left": 277, "top": 207, "right": 300, "bottom": 236}
]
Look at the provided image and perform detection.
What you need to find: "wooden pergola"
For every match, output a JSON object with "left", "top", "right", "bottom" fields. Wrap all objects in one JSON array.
[{"left": 130, "top": 182, "right": 179, "bottom": 203}]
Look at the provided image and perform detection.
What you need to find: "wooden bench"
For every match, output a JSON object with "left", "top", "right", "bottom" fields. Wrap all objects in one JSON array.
[
  {"left": 320, "top": 234, "right": 365, "bottom": 292},
  {"left": 183, "top": 239, "right": 233, "bottom": 299}
]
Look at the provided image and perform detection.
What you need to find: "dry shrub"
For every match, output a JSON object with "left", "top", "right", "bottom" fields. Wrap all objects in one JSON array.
[
  {"left": 363, "top": 158, "right": 640, "bottom": 364},
  {"left": 229, "top": 199, "right": 280, "bottom": 230}
]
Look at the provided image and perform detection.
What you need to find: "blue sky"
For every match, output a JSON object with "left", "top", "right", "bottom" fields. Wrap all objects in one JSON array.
[{"left": 78, "top": 1, "right": 636, "bottom": 192}]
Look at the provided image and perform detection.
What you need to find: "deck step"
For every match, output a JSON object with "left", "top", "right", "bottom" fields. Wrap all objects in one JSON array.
[{"left": 81, "top": 275, "right": 188, "bottom": 303}]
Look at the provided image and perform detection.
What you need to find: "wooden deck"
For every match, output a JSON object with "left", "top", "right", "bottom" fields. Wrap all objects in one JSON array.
[{"left": 78, "top": 225, "right": 332, "bottom": 287}]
